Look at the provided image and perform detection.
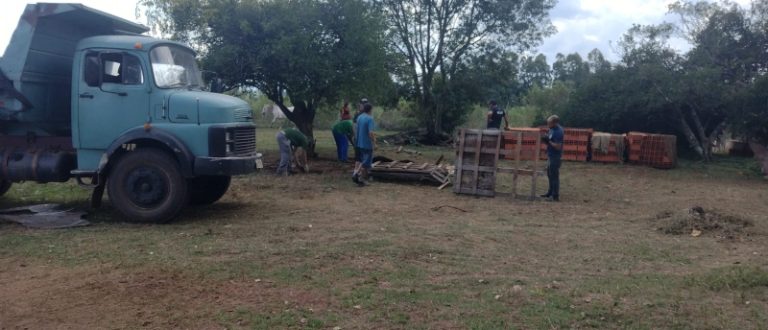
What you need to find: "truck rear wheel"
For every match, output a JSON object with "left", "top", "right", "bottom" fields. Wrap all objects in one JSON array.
[
  {"left": 0, "top": 180, "right": 12, "bottom": 196},
  {"left": 107, "top": 149, "right": 188, "bottom": 223},
  {"left": 188, "top": 176, "right": 231, "bottom": 205}
]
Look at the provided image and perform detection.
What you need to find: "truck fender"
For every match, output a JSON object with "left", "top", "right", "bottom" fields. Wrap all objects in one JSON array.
[{"left": 100, "top": 127, "right": 195, "bottom": 177}]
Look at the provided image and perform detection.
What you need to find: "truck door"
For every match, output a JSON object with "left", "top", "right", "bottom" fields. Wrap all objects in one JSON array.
[{"left": 78, "top": 51, "right": 150, "bottom": 149}]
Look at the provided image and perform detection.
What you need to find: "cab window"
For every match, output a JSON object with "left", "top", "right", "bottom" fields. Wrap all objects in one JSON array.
[{"left": 83, "top": 52, "right": 144, "bottom": 86}]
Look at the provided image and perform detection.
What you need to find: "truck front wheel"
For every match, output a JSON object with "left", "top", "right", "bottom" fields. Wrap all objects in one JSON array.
[
  {"left": 188, "top": 176, "right": 231, "bottom": 205},
  {"left": 107, "top": 149, "right": 188, "bottom": 223}
]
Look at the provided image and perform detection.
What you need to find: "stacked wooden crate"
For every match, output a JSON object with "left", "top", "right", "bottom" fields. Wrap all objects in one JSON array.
[
  {"left": 627, "top": 132, "right": 677, "bottom": 169},
  {"left": 591, "top": 132, "right": 625, "bottom": 163},
  {"left": 562, "top": 128, "right": 592, "bottom": 162}
]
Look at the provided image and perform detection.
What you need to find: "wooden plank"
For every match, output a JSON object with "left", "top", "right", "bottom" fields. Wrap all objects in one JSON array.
[
  {"left": 453, "top": 165, "right": 497, "bottom": 173},
  {"left": 497, "top": 168, "right": 540, "bottom": 175},
  {"left": 386, "top": 161, "right": 398, "bottom": 168},
  {"left": 372, "top": 161, "right": 382, "bottom": 168},
  {"left": 437, "top": 180, "right": 451, "bottom": 190},
  {"left": 462, "top": 147, "right": 509, "bottom": 154},
  {"left": 455, "top": 187, "right": 495, "bottom": 197},
  {"left": 471, "top": 130, "right": 483, "bottom": 196},
  {"left": 490, "top": 131, "right": 502, "bottom": 195},
  {"left": 532, "top": 131, "right": 542, "bottom": 200},
  {"left": 513, "top": 131, "right": 522, "bottom": 198},
  {"left": 417, "top": 163, "right": 429, "bottom": 170},
  {"left": 454, "top": 129, "right": 466, "bottom": 194},
  {"left": 402, "top": 162, "right": 414, "bottom": 169}
]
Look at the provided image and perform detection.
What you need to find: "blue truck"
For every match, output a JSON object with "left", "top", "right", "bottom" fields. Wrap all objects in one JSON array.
[{"left": 0, "top": 3, "right": 261, "bottom": 222}]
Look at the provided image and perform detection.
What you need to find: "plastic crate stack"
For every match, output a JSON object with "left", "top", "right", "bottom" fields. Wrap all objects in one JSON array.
[
  {"left": 627, "top": 132, "right": 677, "bottom": 169},
  {"left": 502, "top": 128, "right": 546, "bottom": 161},
  {"left": 591, "top": 132, "right": 625, "bottom": 163},
  {"left": 561, "top": 128, "right": 592, "bottom": 162}
]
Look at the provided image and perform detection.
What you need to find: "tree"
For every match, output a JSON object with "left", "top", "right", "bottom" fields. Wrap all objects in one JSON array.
[
  {"left": 616, "top": 23, "right": 729, "bottom": 161},
  {"left": 552, "top": 53, "right": 590, "bottom": 85},
  {"left": 586, "top": 48, "right": 611, "bottom": 74},
  {"left": 139, "top": 0, "right": 390, "bottom": 156},
  {"left": 519, "top": 54, "right": 552, "bottom": 91},
  {"left": 379, "top": 0, "right": 555, "bottom": 136}
]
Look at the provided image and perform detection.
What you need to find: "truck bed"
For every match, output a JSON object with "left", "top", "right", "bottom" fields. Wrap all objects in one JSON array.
[{"left": 0, "top": 3, "right": 148, "bottom": 136}]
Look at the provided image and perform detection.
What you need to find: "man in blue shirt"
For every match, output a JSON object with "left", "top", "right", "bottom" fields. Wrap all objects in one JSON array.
[
  {"left": 353, "top": 103, "right": 376, "bottom": 186},
  {"left": 541, "top": 115, "right": 564, "bottom": 201}
]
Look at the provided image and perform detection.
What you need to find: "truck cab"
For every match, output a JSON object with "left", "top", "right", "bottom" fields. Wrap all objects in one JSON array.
[{"left": 0, "top": 3, "right": 260, "bottom": 222}]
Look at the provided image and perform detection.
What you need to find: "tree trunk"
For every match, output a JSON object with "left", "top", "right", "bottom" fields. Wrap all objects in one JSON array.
[
  {"left": 674, "top": 107, "right": 718, "bottom": 162},
  {"left": 749, "top": 142, "right": 768, "bottom": 178}
]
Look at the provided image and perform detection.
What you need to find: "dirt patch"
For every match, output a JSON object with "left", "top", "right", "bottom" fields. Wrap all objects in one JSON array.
[
  {"left": 655, "top": 206, "right": 754, "bottom": 240},
  {"left": 0, "top": 263, "right": 333, "bottom": 329}
]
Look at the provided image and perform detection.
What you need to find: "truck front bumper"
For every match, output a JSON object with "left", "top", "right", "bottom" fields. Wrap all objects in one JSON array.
[{"left": 194, "top": 153, "right": 262, "bottom": 176}]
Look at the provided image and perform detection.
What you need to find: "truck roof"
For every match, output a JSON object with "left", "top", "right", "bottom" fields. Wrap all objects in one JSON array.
[{"left": 77, "top": 35, "right": 193, "bottom": 53}]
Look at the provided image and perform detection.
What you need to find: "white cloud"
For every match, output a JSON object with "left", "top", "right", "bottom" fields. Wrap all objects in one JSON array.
[
  {"left": 0, "top": 0, "right": 142, "bottom": 57},
  {"left": 538, "top": 0, "right": 755, "bottom": 62},
  {"left": 0, "top": 0, "right": 756, "bottom": 65}
]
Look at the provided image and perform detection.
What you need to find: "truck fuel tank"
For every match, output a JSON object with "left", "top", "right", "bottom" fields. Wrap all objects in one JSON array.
[{"left": 0, "top": 148, "right": 76, "bottom": 183}]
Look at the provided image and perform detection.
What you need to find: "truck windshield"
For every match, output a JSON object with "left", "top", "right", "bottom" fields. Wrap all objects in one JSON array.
[{"left": 150, "top": 45, "right": 203, "bottom": 89}]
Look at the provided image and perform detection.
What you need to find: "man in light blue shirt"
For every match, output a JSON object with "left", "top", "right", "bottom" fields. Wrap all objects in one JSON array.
[{"left": 353, "top": 103, "right": 376, "bottom": 186}]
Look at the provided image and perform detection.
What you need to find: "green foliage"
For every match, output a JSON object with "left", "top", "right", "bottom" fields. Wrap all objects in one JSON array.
[
  {"left": 373, "top": 102, "right": 420, "bottom": 132},
  {"left": 138, "top": 0, "right": 393, "bottom": 155},
  {"left": 463, "top": 105, "right": 540, "bottom": 129},
  {"left": 525, "top": 81, "right": 573, "bottom": 124},
  {"left": 552, "top": 52, "right": 590, "bottom": 86},
  {"left": 730, "top": 70, "right": 768, "bottom": 144},
  {"left": 380, "top": 0, "right": 556, "bottom": 135},
  {"left": 519, "top": 53, "right": 552, "bottom": 91},
  {"left": 521, "top": 1, "right": 768, "bottom": 161},
  {"left": 687, "top": 266, "right": 768, "bottom": 291}
]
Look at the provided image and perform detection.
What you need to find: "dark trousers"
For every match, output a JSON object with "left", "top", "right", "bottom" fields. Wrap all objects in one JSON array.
[
  {"left": 546, "top": 156, "right": 561, "bottom": 198},
  {"left": 332, "top": 131, "right": 348, "bottom": 162}
]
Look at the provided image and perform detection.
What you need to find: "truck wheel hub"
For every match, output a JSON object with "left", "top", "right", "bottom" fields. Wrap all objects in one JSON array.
[{"left": 126, "top": 167, "right": 166, "bottom": 207}]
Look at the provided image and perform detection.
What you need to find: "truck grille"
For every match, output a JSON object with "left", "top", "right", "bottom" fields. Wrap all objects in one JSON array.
[
  {"left": 230, "top": 127, "right": 256, "bottom": 156},
  {"left": 233, "top": 108, "right": 253, "bottom": 122}
]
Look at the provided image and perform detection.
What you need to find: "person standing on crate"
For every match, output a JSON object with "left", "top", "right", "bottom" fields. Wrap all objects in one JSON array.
[
  {"left": 486, "top": 100, "right": 509, "bottom": 130},
  {"left": 541, "top": 115, "right": 564, "bottom": 201}
]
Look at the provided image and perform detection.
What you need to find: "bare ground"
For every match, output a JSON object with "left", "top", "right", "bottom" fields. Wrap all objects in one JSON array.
[{"left": 1, "top": 139, "right": 767, "bottom": 329}]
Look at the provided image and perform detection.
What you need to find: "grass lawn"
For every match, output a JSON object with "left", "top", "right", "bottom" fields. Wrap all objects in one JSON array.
[{"left": 0, "top": 128, "right": 766, "bottom": 329}]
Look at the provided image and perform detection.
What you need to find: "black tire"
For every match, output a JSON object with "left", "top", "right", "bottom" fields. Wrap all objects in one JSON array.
[
  {"left": 187, "top": 175, "right": 231, "bottom": 205},
  {"left": 107, "top": 148, "right": 188, "bottom": 223},
  {"left": 0, "top": 180, "right": 12, "bottom": 196}
]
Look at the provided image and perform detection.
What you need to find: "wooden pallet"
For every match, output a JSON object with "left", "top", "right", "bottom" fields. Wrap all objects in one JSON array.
[
  {"left": 497, "top": 130, "right": 544, "bottom": 199},
  {"left": 452, "top": 129, "right": 546, "bottom": 199},
  {"left": 453, "top": 129, "right": 502, "bottom": 197},
  {"left": 370, "top": 160, "right": 453, "bottom": 186}
]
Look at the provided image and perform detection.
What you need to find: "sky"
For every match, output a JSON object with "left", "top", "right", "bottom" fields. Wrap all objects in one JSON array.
[{"left": 0, "top": 0, "right": 755, "bottom": 63}]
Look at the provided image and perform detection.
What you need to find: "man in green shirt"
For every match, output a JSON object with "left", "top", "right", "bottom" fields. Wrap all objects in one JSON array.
[
  {"left": 276, "top": 128, "right": 309, "bottom": 175},
  {"left": 332, "top": 120, "right": 354, "bottom": 162}
]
